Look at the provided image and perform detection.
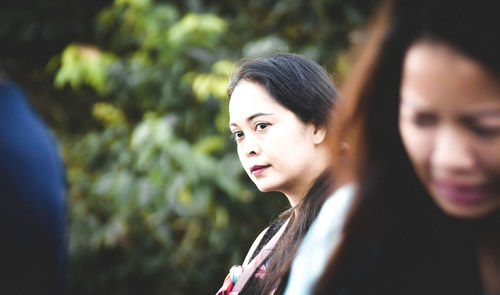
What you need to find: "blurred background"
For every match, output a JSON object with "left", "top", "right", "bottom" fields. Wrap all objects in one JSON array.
[{"left": 1, "top": 0, "right": 378, "bottom": 294}]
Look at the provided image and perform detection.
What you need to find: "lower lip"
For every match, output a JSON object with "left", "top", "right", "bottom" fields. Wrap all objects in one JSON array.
[
  {"left": 434, "top": 182, "right": 491, "bottom": 205},
  {"left": 251, "top": 166, "right": 269, "bottom": 176}
]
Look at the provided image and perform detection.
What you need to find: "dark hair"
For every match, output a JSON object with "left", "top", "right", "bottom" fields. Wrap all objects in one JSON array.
[
  {"left": 228, "top": 53, "right": 338, "bottom": 294},
  {"left": 315, "top": 0, "right": 500, "bottom": 294},
  {"left": 228, "top": 53, "right": 337, "bottom": 129}
]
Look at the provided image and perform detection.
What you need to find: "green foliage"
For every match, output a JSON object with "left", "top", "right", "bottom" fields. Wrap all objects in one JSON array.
[
  {"left": 65, "top": 114, "right": 262, "bottom": 294},
  {"left": 186, "top": 59, "right": 233, "bottom": 102},
  {"left": 2, "top": 0, "right": 380, "bottom": 294},
  {"left": 54, "top": 1, "right": 275, "bottom": 293},
  {"left": 55, "top": 45, "right": 117, "bottom": 94}
]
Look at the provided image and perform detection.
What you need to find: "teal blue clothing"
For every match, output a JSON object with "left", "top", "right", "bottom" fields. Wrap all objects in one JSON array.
[
  {"left": 284, "top": 185, "right": 354, "bottom": 295},
  {"left": 0, "top": 83, "right": 67, "bottom": 294}
]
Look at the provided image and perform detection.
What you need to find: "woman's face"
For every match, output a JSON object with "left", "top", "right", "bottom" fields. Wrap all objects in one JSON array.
[
  {"left": 399, "top": 41, "right": 500, "bottom": 219},
  {"left": 229, "top": 79, "right": 326, "bottom": 201}
]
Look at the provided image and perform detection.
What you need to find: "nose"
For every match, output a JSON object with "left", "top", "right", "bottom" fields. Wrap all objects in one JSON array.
[
  {"left": 431, "top": 127, "right": 475, "bottom": 173},
  {"left": 240, "top": 134, "right": 260, "bottom": 157}
]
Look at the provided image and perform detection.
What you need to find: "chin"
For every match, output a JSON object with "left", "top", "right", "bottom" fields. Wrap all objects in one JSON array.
[
  {"left": 256, "top": 185, "right": 273, "bottom": 193},
  {"left": 429, "top": 186, "right": 500, "bottom": 220},
  {"left": 437, "top": 203, "right": 497, "bottom": 220},
  {"left": 254, "top": 182, "right": 279, "bottom": 193}
]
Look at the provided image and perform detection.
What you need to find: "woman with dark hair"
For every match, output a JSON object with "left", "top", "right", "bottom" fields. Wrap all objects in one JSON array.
[
  {"left": 285, "top": 0, "right": 500, "bottom": 294},
  {"left": 216, "top": 53, "right": 338, "bottom": 295}
]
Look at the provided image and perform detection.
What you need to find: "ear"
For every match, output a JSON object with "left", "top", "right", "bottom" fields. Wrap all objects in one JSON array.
[{"left": 312, "top": 125, "right": 327, "bottom": 145}]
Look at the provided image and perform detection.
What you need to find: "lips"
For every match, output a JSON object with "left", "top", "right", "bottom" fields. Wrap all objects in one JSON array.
[
  {"left": 250, "top": 165, "right": 270, "bottom": 176},
  {"left": 433, "top": 180, "right": 491, "bottom": 205}
]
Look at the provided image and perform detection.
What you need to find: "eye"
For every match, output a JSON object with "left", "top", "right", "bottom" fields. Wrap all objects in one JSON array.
[
  {"left": 413, "top": 113, "right": 437, "bottom": 127},
  {"left": 255, "top": 122, "right": 269, "bottom": 131},
  {"left": 463, "top": 117, "right": 500, "bottom": 138},
  {"left": 469, "top": 125, "right": 500, "bottom": 138},
  {"left": 232, "top": 130, "right": 244, "bottom": 142}
]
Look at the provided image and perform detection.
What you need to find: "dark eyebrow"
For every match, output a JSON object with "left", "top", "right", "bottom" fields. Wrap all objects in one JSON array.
[
  {"left": 459, "top": 109, "right": 500, "bottom": 126},
  {"left": 229, "top": 112, "right": 274, "bottom": 127},
  {"left": 472, "top": 109, "right": 500, "bottom": 118},
  {"left": 459, "top": 109, "right": 500, "bottom": 121},
  {"left": 248, "top": 112, "right": 273, "bottom": 121}
]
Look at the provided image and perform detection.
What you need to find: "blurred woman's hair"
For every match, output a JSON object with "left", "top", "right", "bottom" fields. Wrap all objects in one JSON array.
[
  {"left": 228, "top": 53, "right": 338, "bottom": 294},
  {"left": 314, "top": 0, "right": 500, "bottom": 293}
]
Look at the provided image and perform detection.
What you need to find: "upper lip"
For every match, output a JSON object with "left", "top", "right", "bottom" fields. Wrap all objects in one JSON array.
[{"left": 250, "top": 165, "right": 270, "bottom": 173}]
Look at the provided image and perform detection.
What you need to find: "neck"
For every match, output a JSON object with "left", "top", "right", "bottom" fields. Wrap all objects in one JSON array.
[
  {"left": 285, "top": 193, "right": 302, "bottom": 211},
  {"left": 286, "top": 157, "right": 331, "bottom": 214}
]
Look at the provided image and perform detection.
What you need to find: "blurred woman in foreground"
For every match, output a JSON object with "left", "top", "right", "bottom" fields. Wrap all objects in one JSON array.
[{"left": 285, "top": 0, "right": 500, "bottom": 294}]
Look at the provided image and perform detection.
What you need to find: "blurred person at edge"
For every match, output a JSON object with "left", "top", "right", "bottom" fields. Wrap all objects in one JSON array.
[
  {"left": 0, "top": 69, "right": 67, "bottom": 294},
  {"left": 285, "top": 0, "right": 500, "bottom": 295},
  {"left": 284, "top": 0, "right": 500, "bottom": 294},
  {"left": 216, "top": 53, "right": 338, "bottom": 295}
]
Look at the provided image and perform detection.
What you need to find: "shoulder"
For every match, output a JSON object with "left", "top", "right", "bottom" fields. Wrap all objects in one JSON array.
[
  {"left": 0, "top": 83, "right": 66, "bottom": 293},
  {"left": 297, "top": 184, "right": 354, "bottom": 257},
  {"left": 312, "top": 184, "right": 355, "bottom": 237},
  {"left": 0, "top": 83, "right": 65, "bottom": 201},
  {"left": 283, "top": 184, "right": 355, "bottom": 295},
  {"left": 0, "top": 82, "right": 66, "bottom": 245}
]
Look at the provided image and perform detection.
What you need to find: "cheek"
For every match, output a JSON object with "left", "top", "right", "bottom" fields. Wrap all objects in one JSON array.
[
  {"left": 399, "top": 121, "right": 432, "bottom": 170},
  {"left": 480, "top": 140, "right": 500, "bottom": 183},
  {"left": 274, "top": 131, "right": 313, "bottom": 162},
  {"left": 236, "top": 145, "right": 246, "bottom": 165},
  {"left": 481, "top": 139, "right": 500, "bottom": 164}
]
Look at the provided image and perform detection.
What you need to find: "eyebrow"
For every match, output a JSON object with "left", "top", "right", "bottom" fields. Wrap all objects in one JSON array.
[
  {"left": 229, "top": 112, "right": 274, "bottom": 127},
  {"left": 400, "top": 98, "right": 500, "bottom": 118},
  {"left": 470, "top": 109, "right": 500, "bottom": 118},
  {"left": 459, "top": 109, "right": 500, "bottom": 126}
]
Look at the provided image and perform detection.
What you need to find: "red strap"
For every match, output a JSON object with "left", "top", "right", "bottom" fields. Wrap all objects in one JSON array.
[{"left": 231, "top": 218, "right": 290, "bottom": 293}]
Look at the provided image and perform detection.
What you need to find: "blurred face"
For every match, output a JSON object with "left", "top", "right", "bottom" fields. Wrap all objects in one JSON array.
[
  {"left": 229, "top": 80, "right": 326, "bottom": 202},
  {"left": 399, "top": 41, "right": 500, "bottom": 219}
]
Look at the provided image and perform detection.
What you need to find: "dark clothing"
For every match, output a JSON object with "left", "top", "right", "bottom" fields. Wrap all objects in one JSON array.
[
  {"left": 240, "top": 218, "right": 287, "bottom": 295},
  {"left": 0, "top": 83, "right": 67, "bottom": 294},
  {"left": 249, "top": 218, "right": 287, "bottom": 261}
]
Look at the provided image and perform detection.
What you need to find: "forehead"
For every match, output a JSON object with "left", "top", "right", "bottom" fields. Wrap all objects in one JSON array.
[
  {"left": 401, "top": 41, "right": 500, "bottom": 110},
  {"left": 229, "top": 80, "right": 285, "bottom": 122}
]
